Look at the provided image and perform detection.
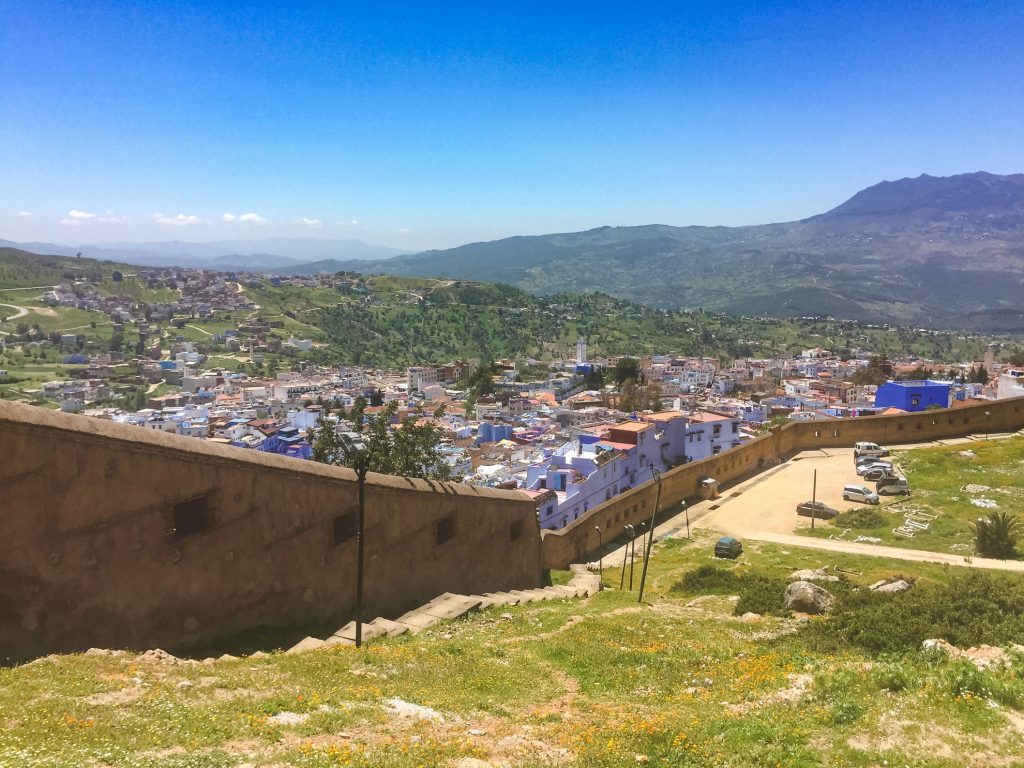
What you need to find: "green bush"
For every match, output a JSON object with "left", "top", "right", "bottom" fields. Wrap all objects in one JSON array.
[
  {"left": 803, "top": 571, "right": 1024, "bottom": 654},
  {"left": 833, "top": 507, "right": 887, "bottom": 529},
  {"left": 673, "top": 564, "right": 739, "bottom": 594},
  {"left": 870, "top": 661, "right": 919, "bottom": 692},
  {"left": 812, "top": 668, "right": 867, "bottom": 724},
  {"left": 671, "top": 565, "right": 790, "bottom": 616}
]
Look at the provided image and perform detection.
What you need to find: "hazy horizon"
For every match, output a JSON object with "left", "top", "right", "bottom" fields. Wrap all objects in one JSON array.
[{"left": 3, "top": 2, "right": 1023, "bottom": 250}]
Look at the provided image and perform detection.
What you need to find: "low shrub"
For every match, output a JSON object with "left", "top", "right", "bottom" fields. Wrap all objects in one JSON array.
[
  {"left": 833, "top": 507, "right": 887, "bottom": 529},
  {"left": 803, "top": 571, "right": 1024, "bottom": 654},
  {"left": 870, "top": 661, "right": 919, "bottom": 692},
  {"left": 671, "top": 565, "right": 789, "bottom": 616}
]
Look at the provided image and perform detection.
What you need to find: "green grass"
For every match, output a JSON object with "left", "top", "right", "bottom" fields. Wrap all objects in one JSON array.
[
  {"left": 4, "top": 533, "right": 1024, "bottom": 767},
  {"left": 800, "top": 436, "right": 1024, "bottom": 557}
]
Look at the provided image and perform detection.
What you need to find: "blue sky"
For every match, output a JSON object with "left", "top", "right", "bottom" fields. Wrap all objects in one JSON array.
[{"left": 2, "top": 1, "right": 1023, "bottom": 250}]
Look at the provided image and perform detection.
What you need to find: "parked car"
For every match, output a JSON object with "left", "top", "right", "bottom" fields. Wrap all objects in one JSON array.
[
  {"left": 714, "top": 536, "right": 743, "bottom": 559},
  {"left": 843, "top": 484, "right": 880, "bottom": 504},
  {"left": 856, "top": 461, "right": 893, "bottom": 476},
  {"left": 796, "top": 500, "right": 839, "bottom": 519},
  {"left": 854, "top": 442, "right": 889, "bottom": 459},
  {"left": 862, "top": 466, "right": 898, "bottom": 482},
  {"left": 876, "top": 475, "right": 910, "bottom": 495}
]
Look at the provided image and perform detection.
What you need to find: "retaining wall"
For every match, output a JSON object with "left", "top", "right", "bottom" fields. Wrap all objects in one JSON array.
[{"left": 0, "top": 401, "right": 541, "bottom": 662}]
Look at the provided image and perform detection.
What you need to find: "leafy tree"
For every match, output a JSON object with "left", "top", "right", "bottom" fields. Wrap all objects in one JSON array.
[
  {"left": 314, "top": 401, "right": 451, "bottom": 480},
  {"left": 583, "top": 367, "right": 604, "bottom": 390},
  {"left": 971, "top": 365, "right": 990, "bottom": 384},
  {"left": 111, "top": 270, "right": 123, "bottom": 282},
  {"left": 614, "top": 357, "right": 642, "bottom": 385},
  {"left": 973, "top": 512, "right": 1021, "bottom": 559}
]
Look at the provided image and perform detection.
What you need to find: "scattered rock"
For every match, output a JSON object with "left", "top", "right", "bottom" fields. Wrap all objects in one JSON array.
[
  {"left": 784, "top": 581, "right": 835, "bottom": 615},
  {"left": 385, "top": 697, "right": 445, "bottom": 722},
  {"left": 874, "top": 580, "right": 912, "bottom": 594},
  {"left": 248, "top": 651, "right": 269, "bottom": 660},
  {"left": 217, "top": 654, "right": 239, "bottom": 662},
  {"left": 175, "top": 680, "right": 194, "bottom": 690},
  {"left": 740, "top": 612, "right": 762, "bottom": 622},
  {"left": 964, "top": 484, "right": 991, "bottom": 493},
  {"left": 138, "top": 649, "right": 179, "bottom": 664},
  {"left": 922, "top": 639, "right": 1010, "bottom": 669},
  {"left": 789, "top": 568, "right": 839, "bottom": 583},
  {"left": 85, "top": 648, "right": 126, "bottom": 657},
  {"left": 958, "top": 450, "right": 977, "bottom": 459},
  {"left": 635, "top": 755, "right": 650, "bottom": 764},
  {"left": 267, "top": 711, "right": 309, "bottom": 726},
  {"left": 467, "top": 728, "right": 486, "bottom": 736},
  {"left": 500, "top": 613, "right": 513, "bottom": 620},
  {"left": 868, "top": 580, "right": 888, "bottom": 591}
]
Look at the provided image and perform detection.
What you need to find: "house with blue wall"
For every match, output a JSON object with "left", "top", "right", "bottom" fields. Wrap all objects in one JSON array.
[{"left": 874, "top": 380, "right": 952, "bottom": 412}]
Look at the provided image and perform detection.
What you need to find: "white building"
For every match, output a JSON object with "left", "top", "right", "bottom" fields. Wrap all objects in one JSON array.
[
  {"left": 997, "top": 369, "right": 1024, "bottom": 400},
  {"left": 576, "top": 337, "right": 587, "bottom": 365}
]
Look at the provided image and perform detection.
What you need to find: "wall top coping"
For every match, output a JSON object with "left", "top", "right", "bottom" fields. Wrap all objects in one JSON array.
[{"left": 0, "top": 400, "right": 530, "bottom": 503}]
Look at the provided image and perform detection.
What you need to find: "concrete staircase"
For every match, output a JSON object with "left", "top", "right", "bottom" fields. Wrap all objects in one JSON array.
[{"left": 287, "top": 564, "right": 602, "bottom": 653}]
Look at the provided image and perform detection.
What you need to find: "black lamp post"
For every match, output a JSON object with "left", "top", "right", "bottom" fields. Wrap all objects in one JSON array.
[
  {"left": 594, "top": 526, "right": 603, "bottom": 590},
  {"left": 339, "top": 431, "right": 369, "bottom": 648},
  {"left": 620, "top": 524, "right": 635, "bottom": 589},
  {"left": 637, "top": 465, "right": 662, "bottom": 603}
]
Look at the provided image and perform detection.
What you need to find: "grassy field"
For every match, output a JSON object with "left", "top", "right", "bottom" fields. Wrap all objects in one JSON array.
[
  {"left": 801, "top": 436, "right": 1024, "bottom": 557},
  {"left": 4, "top": 533, "right": 1023, "bottom": 768}
]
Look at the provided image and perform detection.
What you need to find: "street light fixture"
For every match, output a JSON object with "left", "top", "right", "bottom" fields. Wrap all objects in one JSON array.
[
  {"left": 620, "top": 524, "right": 635, "bottom": 590},
  {"left": 339, "top": 431, "right": 369, "bottom": 648},
  {"left": 594, "top": 526, "right": 603, "bottom": 590},
  {"left": 985, "top": 411, "right": 991, "bottom": 440},
  {"left": 637, "top": 465, "right": 663, "bottom": 603}
]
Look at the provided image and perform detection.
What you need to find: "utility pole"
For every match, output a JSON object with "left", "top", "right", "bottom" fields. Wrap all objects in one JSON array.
[
  {"left": 594, "top": 526, "right": 603, "bottom": 590},
  {"left": 339, "top": 432, "right": 369, "bottom": 648},
  {"left": 637, "top": 466, "right": 663, "bottom": 603},
  {"left": 811, "top": 468, "right": 817, "bottom": 530}
]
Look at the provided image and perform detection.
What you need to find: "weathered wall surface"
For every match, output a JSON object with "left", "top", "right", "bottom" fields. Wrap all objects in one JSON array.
[
  {"left": 541, "top": 397, "right": 1024, "bottom": 568},
  {"left": 0, "top": 401, "right": 540, "bottom": 662}
]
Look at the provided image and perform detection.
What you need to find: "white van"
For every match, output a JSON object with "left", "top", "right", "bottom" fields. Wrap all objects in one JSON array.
[
  {"left": 853, "top": 442, "right": 889, "bottom": 459},
  {"left": 843, "top": 484, "right": 880, "bottom": 504}
]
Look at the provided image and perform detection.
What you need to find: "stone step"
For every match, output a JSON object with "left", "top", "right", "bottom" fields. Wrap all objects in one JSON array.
[
  {"left": 506, "top": 589, "right": 547, "bottom": 603},
  {"left": 323, "top": 635, "right": 356, "bottom": 648},
  {"left": 482, "top": 591, "right": 522, "bottom": 606},
  {"left": 394, "top": 611, "right": 442, "bottom": 633},
  {"left": 465, "top": 594, "right": 498, "bottom": 609},
  {"left": 417, "top": 594, "right": 484, "bottom": 620},
  {"left": 369, "top": 617, "right": 410, "bottom": 638},
  {"left": 545, "top": 584, "right": 585, "bottom": 598},
  {"left": 569, "top": 564, "right": 592, "bottom": 574},
  {"left": 332, "top": 621, "right": 387, "bottom": 643},
  {"left": 286, "top": 636, "right": 327, "bottom": 654}
]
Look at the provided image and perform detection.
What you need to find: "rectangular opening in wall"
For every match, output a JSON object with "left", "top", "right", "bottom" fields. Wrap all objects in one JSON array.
[
  {"left": 333, "top": 512, "right": 356, "bottom": 544},
  {"left": 172, "top": 496, "right": 210, "bottom": 539},
  {"left": 509, "top": 520, "right": 523, "bottom": 542},
  {"left": 436, "top": 514, "right": 455, "bottom": 545}
]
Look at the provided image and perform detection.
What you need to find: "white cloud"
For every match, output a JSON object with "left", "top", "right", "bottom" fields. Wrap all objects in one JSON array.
[
  {"left": 67, "top": 209, "right": 96, "bottom": 220},
  {"left": 153, "top": 212, "right": 200, "bottom": 226},
  {"left": 300, "top": 217, "right": 322, "bottom": 228},
  {"left": 222, "top": 213, "right": 237, "bottom": 222},
  {"left": 16, "top": 210, "right": 32, "bottom": 218},
  {"left": 398, "top": 227, "right": 410, "bottom": 233},
  {"left": 60, "top": 218, "right": 82, "bottom": 226},
  {"left": 97, "top": 209, "right": 127, "bottom": 223},
  {"left": 239, "top": 212, "right": 266, "bottom": 224}
]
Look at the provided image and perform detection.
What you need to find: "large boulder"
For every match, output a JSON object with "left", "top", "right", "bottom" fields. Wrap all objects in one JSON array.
[
  {"left": 784, "top": 581, "right": 835, "bottom": 615},
  {"left": 874, "top": 579, "right": 912, "bottom": 594}
]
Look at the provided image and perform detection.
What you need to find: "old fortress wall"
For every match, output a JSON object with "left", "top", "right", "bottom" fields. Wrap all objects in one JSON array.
[
  {"left": 2, "top": 395, "right": 1023, "bottom": 661},
  {"left": 0, "top": 401, "right": 540, "bottom": 662}
]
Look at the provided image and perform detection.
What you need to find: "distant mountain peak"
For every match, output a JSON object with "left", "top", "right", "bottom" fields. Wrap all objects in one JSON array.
[{"left": 817, "top": 170, "right": 1024, "bottom": 219}]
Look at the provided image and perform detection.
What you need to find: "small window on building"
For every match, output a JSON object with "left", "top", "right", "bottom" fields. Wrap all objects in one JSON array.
[
  {"left": 436, "top": 514, "right": 455, "bottom": 545},
  {"left": 333, "top": 512, "right": 356, "bottom": 544},
  {"left": 911, "top": 395, "right": 921, "bottom": 406},
  {"left": 732, "top": 423, "right": 738, "bottom": 433},
  {"left": 172, "top": 496, "right": 210, "bottom": 539},
  {"left": 509, "top": 520, "right": 523, "bottom": 542}
]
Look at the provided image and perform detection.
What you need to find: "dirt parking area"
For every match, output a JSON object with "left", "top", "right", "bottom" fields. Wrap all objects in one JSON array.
[{"left": 699, "top": 448, "right": 891, "bottom": 536}]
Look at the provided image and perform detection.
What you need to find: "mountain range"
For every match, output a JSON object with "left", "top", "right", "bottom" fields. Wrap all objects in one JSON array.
[
  {"left": 5, "top": 172, "right": 1024, "bottom": 330},
  {"left": 0, "top": 237, "right": 407, "bottom": 272}
]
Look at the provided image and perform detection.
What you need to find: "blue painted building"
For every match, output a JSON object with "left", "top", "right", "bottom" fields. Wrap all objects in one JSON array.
[{"left": 874, "top": 380, "right": 952, "bottom": 412}]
